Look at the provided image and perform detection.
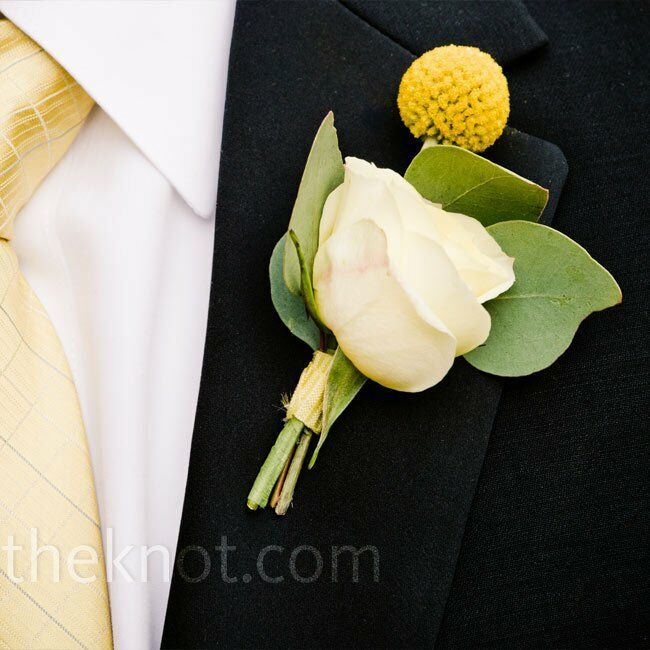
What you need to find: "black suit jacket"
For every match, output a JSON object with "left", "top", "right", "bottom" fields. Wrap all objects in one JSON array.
[{"left": 162, "top": 2, "right": 649, "bottom": 648}]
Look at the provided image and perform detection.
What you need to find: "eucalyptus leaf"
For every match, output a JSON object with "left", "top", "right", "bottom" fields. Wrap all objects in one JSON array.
[
  {"left": 288, "top": 230, "right": 329, "bottom": 333},
  {"left": 404, "top": 144, "right": 548, "bottom": 227},
  {"left": 270, "top": 235, "right": 320, "bottom": 350},
  {"left": 309, "top": 348, "right": 366, "bottom": 468},
  {"left": 283, "top": 112, "right": 344, "bottom": 295},
  {"left": 465, "top": 221, "right": 621, "bottom": 376}
]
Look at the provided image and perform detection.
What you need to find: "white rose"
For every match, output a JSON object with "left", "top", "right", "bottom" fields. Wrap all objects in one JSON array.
[{"left": 312, "top": 157, "right": 515, "bottom": 392}]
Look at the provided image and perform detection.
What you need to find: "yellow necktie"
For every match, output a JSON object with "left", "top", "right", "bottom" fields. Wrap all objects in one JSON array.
[{"left": 0, "top": 20, "right": 112, "bottom": 649}]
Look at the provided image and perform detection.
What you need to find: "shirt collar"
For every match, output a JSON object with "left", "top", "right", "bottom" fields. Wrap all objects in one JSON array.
[{"left": 0, "top": 0, "right": 235, "bottom": 218}]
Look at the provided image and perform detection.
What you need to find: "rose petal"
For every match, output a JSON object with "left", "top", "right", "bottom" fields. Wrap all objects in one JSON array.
[
  {"left": 398, "top": 230, "right": 491, "bottom": 355},
  {"left": 430, "top": 205, "right": 515, "bottom": 302},
  {"left": 314, "top": 219, "right": 456, "bottom": 392}
]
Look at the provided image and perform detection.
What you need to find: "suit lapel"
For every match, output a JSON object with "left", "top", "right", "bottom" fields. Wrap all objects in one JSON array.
[
  {"left": 340, "top": 0, "right": 548, "bottom": 64},
  {"left": 163, "top": 2, "right": 566, "bottom": 647}
]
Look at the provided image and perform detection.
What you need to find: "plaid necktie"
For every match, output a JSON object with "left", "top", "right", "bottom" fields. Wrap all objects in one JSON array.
[{"left": 0, "top": 19, "right": 112, "bottom": 649}]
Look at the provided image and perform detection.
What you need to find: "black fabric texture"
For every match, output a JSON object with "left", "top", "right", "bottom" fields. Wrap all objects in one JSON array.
[
  {"left": 437, "top": 2, "right": 650, "bottom": 648},
  {"left": 162, "top": 1, "right": 569, "bottom": 648},
  {"left": 341, "top": 0, "right": 548, "bottom": 64}
]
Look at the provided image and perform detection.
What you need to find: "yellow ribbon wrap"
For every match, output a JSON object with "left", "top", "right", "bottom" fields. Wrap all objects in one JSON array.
[{"left": 286, "top": 350, "right": 333, "bottom": 432}]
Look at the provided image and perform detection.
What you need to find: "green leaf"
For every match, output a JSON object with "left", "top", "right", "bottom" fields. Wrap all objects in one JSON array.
[
  {"left": 404, "top": 144, "right": 548, "bottom": 227},
  {"left": 288, "top": 230, "right": 329, "bottom": 333},
  {"left": 270, "top": 235, "right": 320, "bottom": 350},
  {"left": 309, "top": 348, "right": 366, "bottom": 468},
  {"left": 465, "top": 221, "right": 622, "bottom": 376},
  {"left": 284, "top": 111, "right": 344, "bottom": 295}
]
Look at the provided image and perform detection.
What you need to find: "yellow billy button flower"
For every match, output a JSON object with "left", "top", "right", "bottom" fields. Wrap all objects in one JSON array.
[{"left": 398, "top": 45, "right": 509, "bottom": 153}]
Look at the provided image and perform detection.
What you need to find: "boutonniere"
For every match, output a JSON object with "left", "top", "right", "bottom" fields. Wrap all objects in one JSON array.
[{"left": 247, "top": 45, "right": 621, "bottom": 515}]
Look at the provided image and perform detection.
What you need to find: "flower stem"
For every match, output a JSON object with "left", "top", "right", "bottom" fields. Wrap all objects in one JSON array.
[
  {"left": 275, "top": 430, "right": 312, "bottom": 516},
  {"left": 269, "top": 452, "right": 293, "bottom": 509},
  {"left": 247, "top": 418, "right": 303, "bottom": 510}
]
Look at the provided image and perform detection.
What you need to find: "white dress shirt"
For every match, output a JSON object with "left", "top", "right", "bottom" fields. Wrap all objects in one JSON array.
[{"left": 0, "top": 2, "right": 235, "bottom": 648}]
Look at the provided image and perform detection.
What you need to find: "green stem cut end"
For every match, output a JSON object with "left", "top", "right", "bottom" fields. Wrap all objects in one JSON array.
[{"left": 247, "top": 418, "right": 303, "bottom": 509}]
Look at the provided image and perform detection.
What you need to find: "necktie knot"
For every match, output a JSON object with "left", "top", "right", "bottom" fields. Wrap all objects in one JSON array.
[{"left": 0, "top": 19, "right": 93, "bottom": 240}]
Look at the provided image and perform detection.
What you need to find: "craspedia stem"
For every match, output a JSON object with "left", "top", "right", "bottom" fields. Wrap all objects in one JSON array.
[
  {"left": 269, "top": 452, "right": 293, "bottom": 509},
  {"left": 275, "top": 430, "right": 313, "bottom": 516}
]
